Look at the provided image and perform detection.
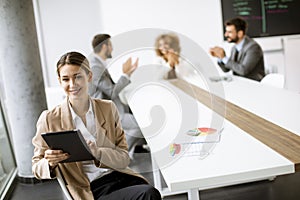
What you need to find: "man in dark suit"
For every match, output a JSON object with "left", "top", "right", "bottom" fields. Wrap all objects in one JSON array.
[
  {"left": 209, "top": 17, "right": 265, "bottom": 81},
  {"left": 88, "top": 34, "right": 147, "bottom": 159}
]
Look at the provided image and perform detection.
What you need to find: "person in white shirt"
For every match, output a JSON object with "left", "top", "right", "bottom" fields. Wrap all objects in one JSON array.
[{"left": 154, "top": 33, "right": 197, "bottom": 81}]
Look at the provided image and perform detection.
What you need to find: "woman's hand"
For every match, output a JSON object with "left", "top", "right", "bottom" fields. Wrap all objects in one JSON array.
[
  {"left": 44, "top": 149, "right": 69, "bottom": 168},
  {"left": 165, "top": 49, "right": 179, "bottom": 68}
]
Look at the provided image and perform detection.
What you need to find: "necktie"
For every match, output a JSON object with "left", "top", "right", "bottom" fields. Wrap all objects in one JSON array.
[
  {"left": 105, "top": 69, "right": 114, "bottom": 83},
  {"left": 234, "top": 49, "right": 239, "bottom": 62}
]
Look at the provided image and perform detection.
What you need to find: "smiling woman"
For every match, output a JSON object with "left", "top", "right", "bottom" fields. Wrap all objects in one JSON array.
[
  {"left": 56, "top": 52, "right": 92, "bottom": 118},
  {"left": 32, "top": 51, "right": 161, "bottom": 200}
]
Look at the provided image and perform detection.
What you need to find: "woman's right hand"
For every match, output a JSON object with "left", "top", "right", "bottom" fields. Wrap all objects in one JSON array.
[
  {"left": 44, "top": 149, "right": 69, "bottom": 168},
  {"left": 166, "top": 49, "right": 179, "bottom": 68}
]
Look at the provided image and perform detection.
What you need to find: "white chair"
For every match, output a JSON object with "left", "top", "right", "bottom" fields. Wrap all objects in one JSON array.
[
  {"left": 260, "top": 73, "right": 284, "bottom": 88},
  {"left": 56, "top": 169, "right": 73, "bottom": 200}
]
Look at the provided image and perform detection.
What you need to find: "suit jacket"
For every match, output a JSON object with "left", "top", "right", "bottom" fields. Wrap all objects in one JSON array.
[
  {"left": 88, "top": 53, "right": 130, "bottom": 117},
  {"left": 32, "top": 98, "right": 145, "bottom": 200},
  {"left": 218, "top": 36, "right": 265, "bottom": 81}
]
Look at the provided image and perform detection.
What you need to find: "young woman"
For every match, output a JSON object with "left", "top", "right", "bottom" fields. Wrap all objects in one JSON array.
[
  {"left": 154, "top": 33, "right": 196, "bottom": 80},
  {"left": 32, "top": 51, "right": 161, "bottom": 200}
]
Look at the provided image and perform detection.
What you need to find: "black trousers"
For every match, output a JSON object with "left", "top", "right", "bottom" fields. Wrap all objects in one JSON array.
[{"left": 90, "top": 171, "right": 161, "bottom": 200}]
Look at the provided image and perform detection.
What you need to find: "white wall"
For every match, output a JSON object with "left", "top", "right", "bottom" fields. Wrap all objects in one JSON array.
[
  {"left": 99, "top": 0, "right": 223, "bottom": 50},
  {"left": 34, "top": 0, "right": 103, "bottom": 87},
  {"left": 34, "top": 0, "right": 298, "bottom": 87}
]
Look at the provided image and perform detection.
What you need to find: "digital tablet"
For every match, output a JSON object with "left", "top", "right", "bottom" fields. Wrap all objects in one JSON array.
[{"left": 41, "top": 129, "right": 94, "bottom": 163}]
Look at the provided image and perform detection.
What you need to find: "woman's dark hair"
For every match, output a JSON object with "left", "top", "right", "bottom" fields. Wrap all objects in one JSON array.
[
  {"left": 56, "top": 51, "right": 90, "bottom": 77},
  {"left": 225, "top": 17, "right": 248, "bottom": 34}
]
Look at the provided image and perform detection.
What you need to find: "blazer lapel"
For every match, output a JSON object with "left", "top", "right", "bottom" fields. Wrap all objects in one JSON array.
[
  {"left": 92, "top": 99, "right": 107, "bottom": 146},
  {"left": 238, "top": 36, "right": 250, "bottom": 61},
  {"left": 104, "top": 69, "right": 114, "bottom": 83}
]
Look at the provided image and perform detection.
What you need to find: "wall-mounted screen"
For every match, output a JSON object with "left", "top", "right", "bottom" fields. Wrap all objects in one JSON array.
[{"left": 221, "top": 0, "right": 300, "bottom": 38}]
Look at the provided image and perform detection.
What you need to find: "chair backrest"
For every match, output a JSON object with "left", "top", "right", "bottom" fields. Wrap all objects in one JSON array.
[
  {"left": 282, "top": 37, "right": 300, "bottom": 93},
  {"left": 260, "top": 73, "right": 284, "bottom": 88},
  {"left": 56, "top": 169, "right": 73, "bottom": 200}
]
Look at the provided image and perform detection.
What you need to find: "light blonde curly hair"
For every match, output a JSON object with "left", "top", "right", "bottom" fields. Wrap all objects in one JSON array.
[{"left": 154, "top": 33, "right": 181, "bottom": 60}]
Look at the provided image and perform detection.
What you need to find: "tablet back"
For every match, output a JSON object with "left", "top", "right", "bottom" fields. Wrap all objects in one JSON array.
[{"left": 42, "top": 129, "right": 94, "bottom": 163}]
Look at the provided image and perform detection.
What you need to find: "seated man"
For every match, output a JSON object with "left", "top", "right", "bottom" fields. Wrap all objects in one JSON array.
[
  {"left": 209, "top": 17, "right": 265, "bottom": 81},
  {"left": 88, "top": 34, "right": 148, "bottom": 158}
]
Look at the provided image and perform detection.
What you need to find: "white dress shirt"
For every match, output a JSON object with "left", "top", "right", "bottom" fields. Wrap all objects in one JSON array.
[
  {"left": 68, "top": 99, "right": 112, "bottom": 182},
  {"left": 221, "top": 37, "right": 245, "bottom": 64}
]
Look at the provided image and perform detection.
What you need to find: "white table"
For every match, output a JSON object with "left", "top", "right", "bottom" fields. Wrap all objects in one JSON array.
[
  {"left": 221, "top": 76, "right": 300, "bottom": 136},
  {"left": 123, "top": 78, "right": 295, "bottom": 200},
  {"left": 187, "top": 75, "right": 300, "bottom": 136}
]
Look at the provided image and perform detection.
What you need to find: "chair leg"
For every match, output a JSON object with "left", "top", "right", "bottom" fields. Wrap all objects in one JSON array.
[{"left": 56, "top": 169, "right": 73, "bottom": 200}]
